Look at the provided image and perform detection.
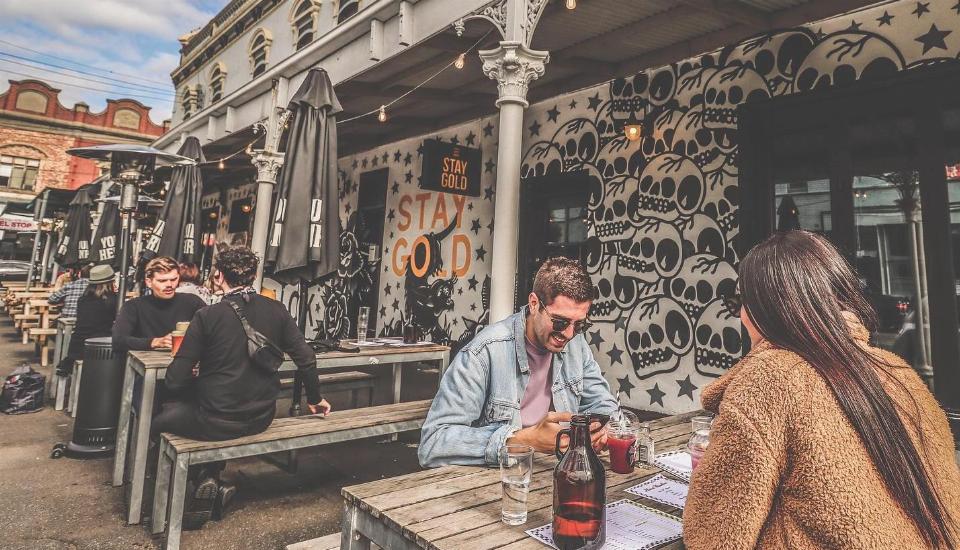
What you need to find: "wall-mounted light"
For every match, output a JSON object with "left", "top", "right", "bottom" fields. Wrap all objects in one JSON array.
[
  {"left": 566, "top": 0, "right": 576, "bottom": 9},
  {"left": 208, "top": 211, "right": 218, "bottom": 219},
  {"left": 240, "top": 203, "right": 252, "bottom": 214},
  {"left": 624, "top": 116, "right": 642, "bottom": 141}
]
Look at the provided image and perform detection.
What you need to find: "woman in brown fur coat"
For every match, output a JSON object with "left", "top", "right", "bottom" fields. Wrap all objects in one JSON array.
[{"left": 683, "top": 231, "right": 960, "bottom": 549}]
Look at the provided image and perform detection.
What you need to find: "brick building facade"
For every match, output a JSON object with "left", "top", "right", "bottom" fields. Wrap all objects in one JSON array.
[{"left": 0, "top": 79, "right": 169, "bottom": 207}]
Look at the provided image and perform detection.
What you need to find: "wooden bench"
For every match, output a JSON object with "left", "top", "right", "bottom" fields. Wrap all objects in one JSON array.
[
  {"left": 286, "top": 532, "right": 341, "bottom": 550},
  {"left": 151, "top": 399, "right": 432, "bottom": 550},
  {"left": 282, "top": 371, "right": 377, "bottom": 409},
  {"left": 29, "top": 327, "right": 57, "bottom": 366}
]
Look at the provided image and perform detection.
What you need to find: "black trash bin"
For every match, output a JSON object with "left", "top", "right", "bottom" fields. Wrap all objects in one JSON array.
[{"left": 52, "top": 336, "right": 124, "bottom": 459}]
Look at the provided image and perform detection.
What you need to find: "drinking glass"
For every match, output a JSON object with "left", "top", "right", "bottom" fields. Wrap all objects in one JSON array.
[
  {"left": 688, "top": 415, "right": 713, "bottom": 471},
  {"left": 357, "top": 306, "right": 370, "bottom": 343},
  {"left": 499, "top": 444, "right": 534, "bottom": 525},
  {"left": 608, "top": 409, "right": 639, "bottom": 474}
]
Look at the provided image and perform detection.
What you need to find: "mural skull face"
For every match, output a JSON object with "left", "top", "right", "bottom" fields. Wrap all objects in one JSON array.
[
  {"left": 626, "top": 295, "right": 693, "bottom": 378},
  {"left": 702, "top": 182, "right": 739, "bottom": 233},
  {"left": 616, "top": 220, "right": 683, "bottom": 283},
  {"left": 723, "top": 30, "right": 816, "bottom": 96},
  {"left": 669, "top": 254, "right": 738, "bottom": 319},
  {"left": 631, "top": 154, "right": 705, "bottom": 223},
  {"left": 703, "top": 64, "right": 770, "bottom": 130},
  {"left": 641, "top": 109, "right": 680, "bottom": 160},
  {"left": 552, "top": 118, "right": 599, "bottom": 170},
  {"left": 695, "top": 299, "right": 743, "bottom": 378},
  {"left": 589, "top": 256, "right": 620, "bottom": 322},
  {"left": 521, "top": 142, "right": 564, "bottom": 179},
  {"left": 793, "top": 32, "right": 904, "bottom": 94},
  {"left": 596, "top": 135, "right": 643, "bottom": 179},
  {"left": 674, "top": 65, "right": 719, "bottom": 111},
  {"left": 670, "top": 108, "right": 724, "bottom": 173},
  {"left": 589, "top": 175, "right": 639, "bottom": 243},
  {"left": 609, "top": 74, "right": 648, "bottom": 133},
  {"left": 682, "top": 213, "right": 727, "bottom": 259}
]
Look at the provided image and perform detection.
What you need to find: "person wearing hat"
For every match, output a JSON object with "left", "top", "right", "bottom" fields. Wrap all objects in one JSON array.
[{"left": 57, "top": 264, "right": 118, "bottom": 376}]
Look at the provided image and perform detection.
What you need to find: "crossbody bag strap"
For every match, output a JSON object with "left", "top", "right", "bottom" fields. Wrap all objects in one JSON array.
[{"left": 225, "top": 298, "right": 258, "bottom": 342}]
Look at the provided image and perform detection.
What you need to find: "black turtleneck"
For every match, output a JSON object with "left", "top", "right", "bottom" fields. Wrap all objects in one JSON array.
[{"left": 112, "top": 293, "right": 207, "bottom": 352}]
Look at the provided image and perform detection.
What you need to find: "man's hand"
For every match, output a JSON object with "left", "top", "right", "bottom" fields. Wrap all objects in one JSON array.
[
  {"left": 151, "top": 334, "right": 173, "bottom": 350},
  {"left": 506, "top": 411, "right": 573, "bottom": 453},
  {"left": 307, "top": 399, "right": 332, "bottom": 417},
  {"left": 589, "top": 422, "right": 608, "bottom": 453}
]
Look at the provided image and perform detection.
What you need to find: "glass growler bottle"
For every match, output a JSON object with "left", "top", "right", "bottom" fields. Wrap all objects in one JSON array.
[{"left": 553, "top": 414, "right": 606, "bottom": 550}]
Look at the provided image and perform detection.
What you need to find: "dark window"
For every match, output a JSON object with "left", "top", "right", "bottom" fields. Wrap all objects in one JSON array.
[
  {"left": 228, "top": 198, "right": 253, "bottom": 233},
  {"left": 251, "top": 33, "right": 268, "bottom": 77},
  {"left": 337, "top": 0, "right": 360, "bottom": 23},
  {"left": 210, "top": 66, "right": 224, "bottom": 102},
  {"left": 294, "top": 1, "right": 315, "bottom": 50}
]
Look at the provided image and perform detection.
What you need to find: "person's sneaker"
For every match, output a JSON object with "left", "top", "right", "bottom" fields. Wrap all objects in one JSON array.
[
  {"left": 182, "top": 477, "right": 218, "bottom": 530},
  {"left": 211, "top": 482, "right": 237, "bottom": 521}
]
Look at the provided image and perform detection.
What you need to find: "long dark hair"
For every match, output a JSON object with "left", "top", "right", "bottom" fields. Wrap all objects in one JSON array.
[
  {"left": 740, "top": 231, "right": 953, "bottom": 548},
  {"left": 83, "top": 281, "right": 116, "bottom": 301}
]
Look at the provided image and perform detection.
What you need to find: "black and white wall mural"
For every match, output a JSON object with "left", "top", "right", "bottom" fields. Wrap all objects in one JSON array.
[{"left": 248, "top": 0, "right": 960, "bottom": 412}]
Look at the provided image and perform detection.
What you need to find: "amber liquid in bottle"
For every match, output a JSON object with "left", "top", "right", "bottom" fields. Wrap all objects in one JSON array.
[{"left": 553, "top": 415, "right": 605, "bottom": 550}]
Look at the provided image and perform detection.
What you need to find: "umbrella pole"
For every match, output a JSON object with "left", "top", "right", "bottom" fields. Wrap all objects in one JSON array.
[
  {"left": 25, "top": 191, "right": 48, "bottom": 290},
  {"left": 39, "top": 231, "right": 54, "bottom": 285},
  {"left": 289, "top": 279, "right": 310, "bottom": 416}
]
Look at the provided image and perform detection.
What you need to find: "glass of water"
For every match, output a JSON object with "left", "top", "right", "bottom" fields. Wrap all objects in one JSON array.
[
  {"left": 499, "top": 444, "right": 534, "bottom": 525},
  {"left": 357, "top": 306, "right": 370, "bottom": 343}
]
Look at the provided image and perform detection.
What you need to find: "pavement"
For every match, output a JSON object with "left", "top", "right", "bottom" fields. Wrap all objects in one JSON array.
[{"left": 0, "top": 316, "right": 435, "bottom": 550}]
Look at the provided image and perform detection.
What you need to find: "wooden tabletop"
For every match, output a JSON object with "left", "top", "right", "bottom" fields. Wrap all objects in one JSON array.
[
  {"left": 342, "top": 410, "right": 700, "bottom": 550},
  {"left": 128, "top": 341, "right": 451, "bottom": 370}
]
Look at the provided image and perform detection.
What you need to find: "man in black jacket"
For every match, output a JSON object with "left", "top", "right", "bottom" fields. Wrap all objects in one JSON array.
[{"left": 154, "top": 246, "right": 331, "bottom": 528}]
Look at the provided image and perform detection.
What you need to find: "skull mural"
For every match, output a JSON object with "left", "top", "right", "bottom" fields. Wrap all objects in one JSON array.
[
  {"left": 609, "top": 73, "right": 648, "bottom": 133},
  {"left": 695, "top": 299, "right": 743, "bottom": 378},
  {"left": 552, "top": 118, "right": 599, "bottom": 170},
  {"left": 641, "top": 108, "right": 681, "bottom": 160},
  {"left": 702, "top": 182, "right": 739, "bottom": 233},
  {"left": 588, "top": 175, "right": 639, "bottom": 243},
  {"left": 674, "top": 65, "right": 719, "bottom": 111},
  {"left": 670, "top": 108, "right": 725, "bottom": 173},
  {"left": 703, "top": 64, "right": 770, "bottom": 130},
  {"left": 631, "top": 154, "right": 705, "bottom": 224},
  {"left": 722, "top": 30, "right": 816, "bottom": 96},
  {"left": 681, "top": 213, "right": 727, "bottom": 259},
  {"left": 589, "top": 255, "right": 621, "bottom": 323},
  {"left": 520, "top": 141, "right": 564, "bottom": 179},
  {"left": 793, "top": 32, "right": 904, "bottom": 94},
  {"left": 616, "top": 220, "right": 683, "bottom": 284},
  {"left": 668, "top": 254, "right": 738, "bottom": 319},
  {"left": 625, "top": 295, "right": 694, "bottom": 379},
  {"left": 596, "top": 135, "right": 643, "bottom": 179}
]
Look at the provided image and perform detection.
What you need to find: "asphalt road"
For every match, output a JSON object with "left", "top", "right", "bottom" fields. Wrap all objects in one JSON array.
[{"left": 0, "top": 316, "right": 433, "bottom": 549}]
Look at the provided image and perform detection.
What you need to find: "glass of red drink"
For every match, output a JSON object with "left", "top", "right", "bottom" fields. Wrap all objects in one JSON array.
[
  {"left": 687, "top": 415, "right": 712, "bottom": 471},
  {"left": 170, "top": 331, "right": 185, "bottom": 356}
]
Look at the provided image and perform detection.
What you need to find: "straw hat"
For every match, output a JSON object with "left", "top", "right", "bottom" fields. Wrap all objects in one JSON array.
[{"left": 88, "top": 265, "right": 116, "bottom": 284}]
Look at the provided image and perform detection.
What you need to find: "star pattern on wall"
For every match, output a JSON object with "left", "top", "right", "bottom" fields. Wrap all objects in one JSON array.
[
  {"left": 485, "top": 159, "right": 496, "bottom": 173},
  {"left": 467, "top": 275, "right": 479, "bottom": 290},
  {"left": 372, "top": 155, "right": 379, "bottom": 167},
  {"left": 487, "top": 220, "right": 494, "bottom": 233},
  {"left": 912, "top": 1, "right": 930, "bottom": 18},
  {"left": 587, "top": 93, "right": 602, "bottom": 111},
  {"left": 614, "top": 316, "right": 627, "bottom": 331},
  {"left": 877, "top": 11, "right": 894, "bottom": 26},
  {"left": 450, "top": 135, "right": 460, "bottom": 145},
  {"left": 404, "top": 152, "right": 413, "bottom": 165},
  {"left": 954, "top": 1, "right": 960, "bottom": 15},
  {"left": 568, "top": 99, "right": 578, "bottom": 110},
  {"left": 677, "top": 375, "right": 697, "bottom": 401},
  {"left": 417, "top": 143, "right": 424, "bottom": 156},
  {"left": 475, "top": 245, "right": 487, "bottom": 261},
  {"left": 387, "top": 209, "right": 395, "bottom": 222},
  {"left": 384, "top": 284, "right": 392, "bottom": 295},
  {"left": 404, "top": 171, "right": 414, "bottom": 183},
  {"left": 606, "top": 343, "right": 623, "bottom": 365},
  {"left": 647, "top": 383, "right": 665, "bottom": 407},
  {"left": 352, "top": 159, "right": 359, "bottom": 169},
  {"left": 617, "top": 375, "right": 635, "bottom": 398},
  {"left": 588, "top": 330, "right": 604, "bottom": 347},
  {"left": 529, "top": 120, "right": 541, "bottom": 136},
  {"left": 470, "top": 219, "right": 481, "bottom": 235},
  {"left": 916, "top": 24, "right": 951, "bottom": 54},
  {"left": 465, "top": 131, "right": 477, "bottom": 146},
  {"left": 381, "top": 152, "right": 389, "bottom": 164},
  {"left": 483, "top": 186, "right": 495, "bottom": 201},
  {"left": 483, "top": 122, "right": 495, "bottom": 137},
  {"left": 379, "top": 305, "right": 387, "bottom": 318},
  {"left": 546, "top": 105, "right": 560, "bottom": 122},
  {"left": 394, "top": 151, "right": 402, "bottom": 163},
  {"left": 391, "top": 181, "right": 400, "bottom": 194},
  {"left": 846, "top": 20, "right": 862, "bottom": 31},
  {"left": 361, "top": 158, "right": 368, "bottom": 168},
  {"left": 392, "top": 298, "right": 400, "bottom": 311}
]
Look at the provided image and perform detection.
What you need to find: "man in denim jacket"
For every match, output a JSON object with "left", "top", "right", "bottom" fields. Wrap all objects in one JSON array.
[{"left": 419, "top": 257, "right": 618, "bottom": 467}]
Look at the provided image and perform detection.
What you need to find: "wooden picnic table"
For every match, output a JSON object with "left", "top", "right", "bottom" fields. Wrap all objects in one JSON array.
[
  {"left": 339, "top": 410, "right": 700, "bottom": 550},
  {"left": 114, "top": 341, "right": 450, "bottom": 525}
]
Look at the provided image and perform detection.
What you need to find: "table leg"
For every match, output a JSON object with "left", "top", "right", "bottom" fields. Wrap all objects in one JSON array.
[
  {"left": 164, "top": 454, "right": 189, "bottom": 550},
  {"left": 340, "top": 501, "right": 372, "bottom": 550},
  {"left": 439, "top": 350, "right": 450, "bottom": 380},
  {"left": 112, "top": 359, "right": 136, "bottom": 487},
  {"left": 340, "top": 500, "right": 418, "bottom": 550},
  {"left": 389, "top": 363, "right": 403, "bottom": 441},
  {"left": 151, "top": 439, "right": 172, "bottom": 535},
  {"left": 126, "top": 369, "right": 157, "bottom": 525}
]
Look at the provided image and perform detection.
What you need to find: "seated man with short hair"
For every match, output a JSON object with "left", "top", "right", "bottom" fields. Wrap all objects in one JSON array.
[{"left": 419, "top": 257, "right": 618, "bottom": 467}]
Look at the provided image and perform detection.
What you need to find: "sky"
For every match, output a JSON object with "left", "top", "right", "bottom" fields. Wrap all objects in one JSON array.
[{"left": 0, "top": 0, "right": 229, "bottom": 123}]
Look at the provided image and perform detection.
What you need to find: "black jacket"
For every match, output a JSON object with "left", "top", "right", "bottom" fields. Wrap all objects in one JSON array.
[
  {"left": 112, "top": 293, "right": 206, "bottom": 352},
  {"left": 67, "top": 293, "right": 118, "bottom": 359},
  {"left": 165, "top": 293, "right": 322, "bottom": 417}
]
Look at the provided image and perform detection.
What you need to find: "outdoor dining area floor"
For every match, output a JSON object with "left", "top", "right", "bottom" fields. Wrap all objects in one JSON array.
[{"left": 0, "top": 315, "right": 439, "bottom": 550}]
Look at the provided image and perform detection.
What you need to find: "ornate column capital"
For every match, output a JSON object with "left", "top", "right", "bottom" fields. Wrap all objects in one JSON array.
[
  {"left": 252, "top": 150, "right": 284, "bottom": 184},
  {"left": 480, "top": 41, "right": 549, "bottom": 108}
]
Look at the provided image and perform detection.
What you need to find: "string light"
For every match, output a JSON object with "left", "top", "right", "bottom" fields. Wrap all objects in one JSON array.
[
  {"left": 378, "top": 105, "right": 387, "bottom": 123},
  {"left": 455, "top": 53, "right": 466, "bottom": 70},
  {"left": 566, "top": 0, "right": 576, "bottom": 9},
  {"left": 218, "top": 159, "right": 225, "bottom": 170}
]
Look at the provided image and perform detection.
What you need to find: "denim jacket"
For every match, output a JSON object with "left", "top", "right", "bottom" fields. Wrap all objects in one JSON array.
[{"left": 418, "top": 307, "right": 618, "bottom": 467}]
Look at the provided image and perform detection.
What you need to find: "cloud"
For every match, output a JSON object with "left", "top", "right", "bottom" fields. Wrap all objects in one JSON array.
[{"left": 0, "top": 1, "right": 223, "bottom": 122}]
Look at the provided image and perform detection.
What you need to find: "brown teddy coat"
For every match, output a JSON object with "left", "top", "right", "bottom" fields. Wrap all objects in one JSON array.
[{"left": 683, "top": 321, "right": 960, "bottom": 549}]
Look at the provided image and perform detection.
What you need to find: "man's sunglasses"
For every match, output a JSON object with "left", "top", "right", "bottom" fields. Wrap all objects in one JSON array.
[
  {"left": 537, "top": 300, "right": 593, "bottom": 334},
  {"left": 721, "top": 292, "right": 742, "bottom": 318}
]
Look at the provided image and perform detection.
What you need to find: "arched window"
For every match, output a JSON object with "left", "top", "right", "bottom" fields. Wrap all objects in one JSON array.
[
  {"left": 249, "top": 30, "right": 272, "bottom": 77},
  {"left": 209, "top": 63, "right": 226, "bottom": 102},
  {"left": 291, "top": 0, "right": 320, "bottom": 51},
  {"left": 181, "top": 87, "right": 194, "bottom": 120},
  {"left": 336, "top": 0, "right": 360, "bottom": 23}
]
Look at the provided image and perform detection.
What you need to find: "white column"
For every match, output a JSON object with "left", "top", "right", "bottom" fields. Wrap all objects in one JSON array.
[
  {"left": 480, "top": 41, "right": 548, "bottom": 322},
  {"left": 250, "top": 151, "right": 284, "bottom": 290}
]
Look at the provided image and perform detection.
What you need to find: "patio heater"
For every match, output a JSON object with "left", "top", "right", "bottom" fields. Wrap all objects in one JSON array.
[{"left": 65, "top": 145, "right": 193, "bottom": 312}]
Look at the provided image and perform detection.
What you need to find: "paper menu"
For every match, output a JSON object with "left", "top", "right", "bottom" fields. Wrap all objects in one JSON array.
[
  {"left": 525, "top": 499, "right": 682, "bottom": 550},
  {"left": 652, "top": 450, "right": 693, "bottom": 482},
  {"left": 625, "top": 474, "right": 689, "bottom": 509}
]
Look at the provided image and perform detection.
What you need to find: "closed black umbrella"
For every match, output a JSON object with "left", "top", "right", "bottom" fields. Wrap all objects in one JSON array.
[
  {"left": 54, "top": 191, "right": 93, "bottom": 268},
  {"left": 777, "top": 195, "right": 801, "bottom": 232},
  {"left": 141, "top": 137, "right": 205, "bottom": 264},
  {"left": 90, "top": 198, "right": 121, "bottom": 267},
  {"left": 265, "top": 68, "right": 342, "bottom": 284}
]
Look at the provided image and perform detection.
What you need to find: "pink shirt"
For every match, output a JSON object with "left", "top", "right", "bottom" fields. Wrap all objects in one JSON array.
[{"left": 520, "top": 337, "right": 553, "bottom": 428}]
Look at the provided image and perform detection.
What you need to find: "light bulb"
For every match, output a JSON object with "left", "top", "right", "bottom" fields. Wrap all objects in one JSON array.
[
  {"left": 218, "top": 159, "right": 225, "bottom": 170},
  {"left": 378, "top": 105, "right": 387, "bottom": 122},
  {"left": 566, "top": 0, "right": 576, "bottom": 9},
  {"left": 624, "top": 123, "right": 642, "bottom": 141},
  {"left": 455, "top": 53, "right": 465, "bottom": 69}
]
